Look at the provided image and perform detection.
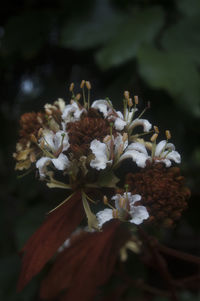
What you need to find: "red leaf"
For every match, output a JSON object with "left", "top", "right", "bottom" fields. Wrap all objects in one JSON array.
[
  {"left": 40, "top": 220, "right": 131, "bottom": 301},
  {"left": 17, "top": 191, "right": 83, "bottom": 291}
]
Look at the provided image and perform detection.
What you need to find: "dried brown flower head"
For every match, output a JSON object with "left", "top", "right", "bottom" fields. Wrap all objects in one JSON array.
[{"left": 125, "top": 162, "right": 190, "bottom": 227}]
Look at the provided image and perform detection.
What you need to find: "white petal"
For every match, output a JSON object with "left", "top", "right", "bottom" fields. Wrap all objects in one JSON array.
[
  {"left": 114, "top": 134, "right": 128, "bottom": 155},
  {"left": 91, "top": 99, "right": 111, "bottom": 117},
  {"left": 119, "top": 150, "right": 149, "bottom": 168},
  {"left": 96, "top": 209, "right": 113, "bottom": 228},
  {"left": 36, "top": 157, "right": 51, "bottom": 178},
  {"left": 127, "top": 142, "right": 148, "bottom": 155},
  {"left": 155, "top": 158, "right": 171, "bottom": 167},
  {"left": 114, "top": 118, "right": 127, "bottom": 130},
  {"left": 129, "top": 205, "right": 149, "bottom": 225},
  {"left": 155, "top": 140, "right": 167, "bottom": 157},
  {"left": 54, "top": 98, "right": 66, "bottom": 112},
  {"left": 42, "top": 130, "right": 55, "bottom": 150},
  {"left": 52, "top": 153, "right": 69, "bottom": 170},
  {"left": 62, "top": 101, "right": 85, "bottom": 123},
  {"left": 166, "top": 150, "right": 181, "bottom": 164},
  {"left": 90, "top": 139, "right": 110, "bottom": 170},
  {"left": 129, "top": 194, "right": 142, "bottom": 207},
  {"left": 54, "top": 131, "right": 69, "bottom": 151},
  {"left": 130, "top": 118, "right": 152, "bottom": 132}
]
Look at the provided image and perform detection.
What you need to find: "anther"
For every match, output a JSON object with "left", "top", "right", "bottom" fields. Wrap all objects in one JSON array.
[
  {"left": 165, "top": 130, "right": 171, "bottom": 140},
  {"left": 103, "top": 195, "right": 108, "bottom": 205},
  {"left": 154, "top": 126, "right": 159, "bottom": 134},
  {"left": 151, "top": 133, "right": 158, "bottom": 143},
  {"left": 75, "top": 93, "right": 81, "bottom": 101},
  {"left": 112, "top": 209, "right": 118, "bottom": 218},
  {"left": 30, "top": 134, "right": 37, "bottom": 144},
  {"left": 69, "top": 82, "right": 74, "bottom": 92},
  {"left": 134, "top": 95, "right": 139, "bottom": 105},
  {"left": 80, "top": 80, "right": 85, "bottom": 89},
  {"left": 124, "top": 91, "right": 130, "bottom": 100},
  {"left": 85, "top": 81, "right": 91, "bottom": 90},
  {"left": 128, "top": 98, "right": 133, "bottom": 107}
]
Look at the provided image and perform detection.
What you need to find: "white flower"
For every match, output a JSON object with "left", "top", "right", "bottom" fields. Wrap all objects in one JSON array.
[
  {"left": 91, "top": 99, "right": 152, "bottom": 132},
  {"left": 154, "top": 140, "right": 181, "bottom": 167},
  {"left": 96, "top": 193, "right": 149, "bottom": 228},
  {"left": 90, "top": 133, "right": 128, "bottom": 170},
  {"left": 36, "top": 130, "right": 70, "bottom": 178},
  {"left": 118, "top": 139, "right": 181, "bottom": 168},
  {"left": 62, "top": 101, "right": 86, "bottom": 126}
]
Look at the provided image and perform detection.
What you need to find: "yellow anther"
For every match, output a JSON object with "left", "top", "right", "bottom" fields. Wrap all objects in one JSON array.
[
  {"left": 103, "top": 135, "right": 111, "bottom": 143},
  {"left": 150, "top": 133, "right": 158, "bottom": 143},
  {"left": 134, "top": 95, "right": 139, "bottom": 105},
  {"left": 69, "top": 82, "right": 74, "bottom": 92},
  {"left": 85, "top": 81, "right": 91, "bottom": 90},
  {"left": 122, "top": 132, "right": 128, "bottom": 142},
  {"left": 112, "top": 209, "right": 118, "bottom": 218},
  {"left": 119, "top": 197, "right": 126, "bottom": 209},
  {"left": 103, "top": 195, "right": 108, "bottom": 205},
  {"left": 165, "top": 130, "right": 171, "bottom": 140},
  {"left": 154, "top": 126, "right": 159, "bottom": 134},
  {"left": 38, "top": 128, "right": 43, "bottom": 138},
  {"left": 128, "top": 98, "right": 133, "bottom": 107},
  {"left": 124, "top": 91, "right": 130, "bottom": 100},
  {"left": 30, "top": 134, "right": 37, "bottom": 144},
  {"left": 80, "top": 80, "right": 85, "bottom": 88},
  {"left": 75, "top": 93, "right": 81, "bottom": 101}
]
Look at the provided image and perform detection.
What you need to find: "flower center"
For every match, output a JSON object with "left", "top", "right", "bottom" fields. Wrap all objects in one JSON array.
[{"left": 67, "top": 114, "right": 112, "bottom": 156}]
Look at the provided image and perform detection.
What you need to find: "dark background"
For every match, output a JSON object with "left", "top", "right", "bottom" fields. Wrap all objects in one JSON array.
[{"left": 1, "top": 0, "right": 200, "bottom": 300}]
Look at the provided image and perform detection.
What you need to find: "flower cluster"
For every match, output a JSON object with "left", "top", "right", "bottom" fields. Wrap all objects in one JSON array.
[{"left": 14, "top": 81, "right": 190, "bottom": 299}]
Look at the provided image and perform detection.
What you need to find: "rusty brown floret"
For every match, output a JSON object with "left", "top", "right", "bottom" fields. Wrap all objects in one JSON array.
[{"left": 125, "top": 162, "right": 190, "bottom": 227}]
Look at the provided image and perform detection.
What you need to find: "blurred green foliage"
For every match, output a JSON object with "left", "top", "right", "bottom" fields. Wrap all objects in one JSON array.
[{"left": 1, "top": 0, "right": 200, "bottom": 300}]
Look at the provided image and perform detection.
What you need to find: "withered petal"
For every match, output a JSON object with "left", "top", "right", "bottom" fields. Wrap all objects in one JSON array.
[{"left": 17, "top": 191, "right": 83, "bottom": 291}]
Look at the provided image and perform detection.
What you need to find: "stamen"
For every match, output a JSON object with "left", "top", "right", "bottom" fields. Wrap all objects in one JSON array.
[
  {"left": 85, "top": 81, "right": 91, "bottom": 109},
  {"left": 112, "top": 209, "right": 118, "bottom": 219},
  {"left": 80, "top": 80, "right": 86, "bottom": 107},
  {"left": 151, "top": 133, "right": 158, "bottom": 158},
  {"left": 134, "top": 95, "right": 139, "bottom": 105},
  {"left": 165, "top": 130, "right": 171, "bottom": 140},
  {"left": 128, "top": 98, "right": 133, "bottom": 107},
  {"left": 69, "top": 82, "right": 74, "bottom": 92},
  {"left": 124, "top": 91, "right": 130, "bottom": 100},
  {"left": 154, "top": 126, "right": 159, "bottom": 134},
  {"left": 103, "top": 195, "right": 108, "bottom": 205}
]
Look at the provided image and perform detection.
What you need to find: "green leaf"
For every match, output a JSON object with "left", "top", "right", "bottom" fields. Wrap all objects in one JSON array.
[
  {"left": 138, "top": 45, "right": 200, "bottom": 116},
  {"left": 96, "top": 7, "right": 164, "bottom": 70},
  {"left": 60, "top": 1, "right": 124, "bottom": 50},
  {"left": 162, "top": 15, "right": 200, "bottom": 64},
  {"left": 176, "top": 0, "right": 200, "bottom": 16}
]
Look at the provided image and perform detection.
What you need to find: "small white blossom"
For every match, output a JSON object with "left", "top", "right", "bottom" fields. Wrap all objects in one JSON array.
[
  {"left": 96, "top": 193, "right": 149, "bottom": 228},
  {"left": 36, "top": 130, "right": 70, "bottom": 178},
  {"left": 90, "top": 133, "right": 128, "bottom": 170},
  {"left": 154, "top": 140, "right": 181, "bottom": 167},
  {"left": 62, "top": 101, "right": 86, "bottom": 126},
  {"left": 112, "top": 193, "right": 149, "bottom": 225}
]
